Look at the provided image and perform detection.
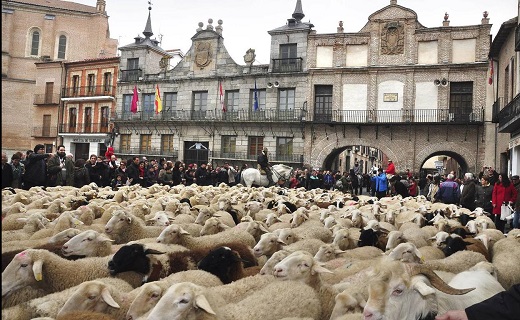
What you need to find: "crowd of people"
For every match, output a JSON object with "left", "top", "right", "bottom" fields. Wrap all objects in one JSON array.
[
  {"left": 2, "top": 145, "right": 518, "bottom": 233},
  {"left": 1, "top": 145, "right": 245, "bottom": 192}
]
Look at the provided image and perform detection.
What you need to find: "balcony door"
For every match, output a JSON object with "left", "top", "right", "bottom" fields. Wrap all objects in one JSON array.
[
  {"left": 42, "top": 114, "right": 51, "bottom": 136},
  {"left": 45, "top": 82, "right": 53, "bottom": 104},
  {"left": 184, "top": 141, "right": 209, "bottom": 166},
  {"left": 449, "top": 82, "right": 473, "bottom": 122}
]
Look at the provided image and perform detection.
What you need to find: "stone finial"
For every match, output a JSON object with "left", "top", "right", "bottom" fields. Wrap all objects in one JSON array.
[
  {"left": 443, "top": 12, "right": 450, "bottom": 27},
  {"left": 206, "top": 18, "right": 214, "bottom": 30},
  {"left": 197, "top": 22, "right": 203, "bottom": 32},
  {"left": 482, "top": 11, "right": 490, "bottom": 24},
  {"left": 292, "top": 0, "right": 305, "bottom": 23},
  {"left": 337, "top": 21, "right": 344, "bottom": 33},
  {"left": 390, "top": 0, "right": 397, "bottom": 5},
  {"left": 216, "top": 19, "right": 223, "bottom": 35}
]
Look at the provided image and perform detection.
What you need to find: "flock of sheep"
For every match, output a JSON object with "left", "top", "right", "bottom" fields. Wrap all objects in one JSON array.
[{"left": 1, "top": 182, "right": 519, "bottom": 320}]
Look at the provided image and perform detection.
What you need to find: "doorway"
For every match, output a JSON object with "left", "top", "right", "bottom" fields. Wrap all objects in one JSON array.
[
  {"left": 74, "top": 143, "right": 90, "bottom": 161},
  {"left": 184, "top": 141, "right": 209, "bottom": 166}
]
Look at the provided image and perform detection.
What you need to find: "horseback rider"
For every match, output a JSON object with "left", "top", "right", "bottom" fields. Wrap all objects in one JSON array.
[{"left": 257, "top": 147, "right": 274, "bottom": 186}]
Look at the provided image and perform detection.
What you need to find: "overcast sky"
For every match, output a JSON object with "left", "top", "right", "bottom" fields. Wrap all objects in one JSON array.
[{"left": 72, "top": 0, "right": 517, "bottom": 64}]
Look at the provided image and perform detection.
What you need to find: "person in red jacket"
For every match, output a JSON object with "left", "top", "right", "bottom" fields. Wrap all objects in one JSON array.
[
  {"left": 491, "top": 173, "right": 518, "bottom": 233},
  {"left": 386, "top": 160, "right": 396, "bottom": 179}
]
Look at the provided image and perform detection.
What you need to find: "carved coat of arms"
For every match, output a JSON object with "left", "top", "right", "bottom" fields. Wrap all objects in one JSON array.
[
  {"left": 243, "top": 48, "right": 256, "bottom": 64},
  {"left": 195, "top": 42, "right": 212, "bottom": 67},
  {"left": 381, "top": 22, "right": 404, "bottom": 55}
]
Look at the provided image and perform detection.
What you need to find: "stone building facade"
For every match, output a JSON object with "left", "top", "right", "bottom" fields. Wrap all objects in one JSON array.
[
  {"left": 113, "top": 0, "right": 497, "bottom": 176},
  {"left": 1, "top": 0, "right": 117, "bottom": 156}
]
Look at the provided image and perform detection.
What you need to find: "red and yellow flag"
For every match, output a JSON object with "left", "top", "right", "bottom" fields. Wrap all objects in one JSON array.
[{"left": 154, "top": 84, "right": 163, "bottom": 114}]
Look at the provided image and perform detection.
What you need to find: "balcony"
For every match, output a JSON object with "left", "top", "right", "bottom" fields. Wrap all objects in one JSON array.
[
  {"left": 210, "top": 151, "right": 304, "bottom": 164},
  {"left": 271, "top": 58, "right": 303, "bottom": 73},
  {"left": 113, "top": 108, "right": 307, "bottom": 123},
  {"left": 322, "top": 108, "right": 484, "bottom": 124},
  {"left": 119, "top": 69, "right": 143, "bottom": 82},
  {"left": 34, "top": 93, "right": 60, "bottom": 105},
  {"left": 32, "top": 126, "right": 57, "bottom": 137},
  {"left": 497, "top": 94, "right": 520, "bottom": 133},
  {"left": 62, "top": 85, "right": 116, "bottom": 99},
  {"left": 59, "top": 123, "right": 111, "bottom": 134},
  {"left": 113, "top": 147, "right": 179, "bottom": 159}
]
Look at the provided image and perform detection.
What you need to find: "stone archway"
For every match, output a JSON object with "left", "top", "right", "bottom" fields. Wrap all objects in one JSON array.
[
  {"left": 309, "top": 136, "right": 399, "bottom": 170},
  {"left": 415, "top": 143, "right": 472, "bottom": 175}
]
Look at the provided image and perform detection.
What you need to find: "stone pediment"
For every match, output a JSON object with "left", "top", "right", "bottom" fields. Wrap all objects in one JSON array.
[{"left": 360, "top": 5, "right": 424, "bottom": 32}]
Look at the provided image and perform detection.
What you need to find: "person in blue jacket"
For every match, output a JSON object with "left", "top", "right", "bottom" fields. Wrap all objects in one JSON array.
[{"left": 373, "top": 167, "right": 388, "bottom": 199}]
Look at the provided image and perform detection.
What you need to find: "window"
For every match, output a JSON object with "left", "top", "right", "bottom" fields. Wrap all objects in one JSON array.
[
  {"left": 142, "top": 93, "right": 155, "bottom": 119},
  {"left": 279, "top": 88, "right": 295, "bottom": 110},
  {"left": 314, "top": 85, "right": 333, "bottom": 122},
  {"left": 140, "top": 134, "right": 152, "bottom": 153},
  {"left": 192, "top": 91, "right": 208, "bottom": 119},
  {"left": 68, "top": 108, "right": 77, "bottom": 132},
  {"left": 221, "top": 136, "right": 237, "bottom": 156},
  {"left": 122, "top": 94, "right": 132, "bottom": 116},
  {"left": 248, "top": 136, "right": 264, "bottom": 158},
  {"left": 103, "top": 72, "right": 112, "bottom": 92},
  {"left": 30, "top": 30, "right": 40, "bottom": 56},
  {"left": 280, "top": 44, "right": 297, "bottom": 59},
  {"left": 100, "top": 107, "right": 109, "bottom": 132},
  {"left": 250, "top": 88, "right": 266, "bottom": 111},
  {"left": 57, "top": 35, "right": 66, "bottom": 59},
  {"left": 277, "top": 137, "right": 293, "bottom": 161},
  {"left": 225, "top": 90, "right": 239, "bottom": 113},
  {"left": 87, "top": 74, "right": 95, "bottom": 94},
  {"left": 120, "top": 134, "right": 131, "bottom": 152},
  {"left": 278, "top": 88, "right": 295, "bottom": 120},
  {"left": 125, "top": 58, "right": 139, "bottom": 81},
  {"left": 161, "top": 134, "right": 174, "bottom": 154},
  {"left": 449, "top": 82, "right": 473, "bottom": 121},
  {"left": 72, "top": 75, "right": 80, "bottom": 95},
  {"left": 164, "top": 92, "right": 178, "bottom": 117},
  {"left": 84, "top": 107, "right": 92, "bottom": 132}
]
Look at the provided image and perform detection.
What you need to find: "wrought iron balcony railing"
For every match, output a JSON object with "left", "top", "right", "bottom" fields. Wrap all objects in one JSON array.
[
  {"left": 59, "top": 123, "right": 111, "bottom": 134},
  {"left": 119, "top": 69, "right": 143, "bottom": 82},
  {"left": 112, "top": 147, "right": 179, "bottom": 159},
  {"left": 113, "top": 108, "right": 306, "bottom": 122},
  {"left": 210, "top": 151, "right": 303, "bottom": 163},
  {"left": 34, "top": 93, "right": 60, "bottom": 105},
  {"left": 61, "top": 85, "right": 116, "bottom": 98},
  {"left": 113, "top": 108, "right": 483, "bottom": 124},
  {"left": 271, "top": 58, "right": 303, "bottom": 73},
  {"left": 497, "top": 94, "right": 520, "bottom": 133},
  {"left": 32, "top": 126, "right": 57, "bottom": 137}
]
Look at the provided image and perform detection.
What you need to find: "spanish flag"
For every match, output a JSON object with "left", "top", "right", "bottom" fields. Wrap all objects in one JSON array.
[{"left": 155, "top": 84, "right": 163, "bottom": 114}]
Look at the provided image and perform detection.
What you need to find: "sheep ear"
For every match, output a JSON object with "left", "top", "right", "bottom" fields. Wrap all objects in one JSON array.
[
  {"left": 311, "top": 263, "right": 333, "bottom": 275},
  {"left": 412, "top": 279, "right": 436, "bottom": 296},
  {"left": 259, "top": 224, "right": 270, "bottom": 233},
  {"left": 334, "top": 249, "right": 346, "bottom": 254},
  {"left": 194, "top": 293, "right": 216, "bottom": 314},
  {"left": 144, "top": 249, "right": 165, "bottom": 255},
  {"left": 277, "top": 239, "right": 287, "bottom": 245},
  {"left": 213, "top": 213, "right": 222, "bottom": 217},
  {"left": 33, "top": 259, "right": 44, "bottom": 281},
  {"left": 126, "top": 216, "right": 133, "bottom": 224},
  {"left": 101, "top": 287, "right": 120, "bottom": 308},
  {"left": 16, "top": 218, "right": 28, "bottom": 223}
]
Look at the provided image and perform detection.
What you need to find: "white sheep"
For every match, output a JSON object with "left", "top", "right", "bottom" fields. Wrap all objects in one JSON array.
[
  {"left": 61, "top": 229, "right": 114, "bottom": 257},
  {"left": 1, "top": 249, "right": 143, "bottom": 302},
  {"left": 126, "top": 270, "right": 223, "bottom": 320},
  {"left": 314, "top": 244, "right": 383, "bottom": 263},
  {"left": 104, "top": 210, "right": 166, "bottom": 244},
  {"left": 147, "top": 280, "right": 321, "bottom": 320},
  {"left": 490, "top": 237, "right": 520, "bottom": 289},
  {"left": 200, "top": 216, "right": 232, "bottom": 236}
]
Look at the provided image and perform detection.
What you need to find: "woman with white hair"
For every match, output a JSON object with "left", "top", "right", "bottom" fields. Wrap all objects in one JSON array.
[{"left": 460, "top": 172, "right": 477, "bottom": 210}]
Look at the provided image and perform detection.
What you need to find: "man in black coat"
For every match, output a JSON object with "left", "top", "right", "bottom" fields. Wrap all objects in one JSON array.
[
  {"left": 2, "top": 152, "right": 13, "bottom": 189},
  {"left": 126, "top": 156, "right": 140, "bottom": 185},
  {"left": 194, "top": 163, "right": 210, "bottom": 186},
  {"left": 459, "top": 172, "right": 477, "bottom": 211},
  {"left": 257, "top": 147, "right": 273, "bottom": 186},
  {"left": 23, "top": 144, "right": 53, "bottom": 189}
]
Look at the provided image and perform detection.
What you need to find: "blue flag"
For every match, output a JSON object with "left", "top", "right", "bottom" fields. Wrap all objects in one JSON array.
[{"left": 253, "top": 79, "right": 259, "bottom": 111}]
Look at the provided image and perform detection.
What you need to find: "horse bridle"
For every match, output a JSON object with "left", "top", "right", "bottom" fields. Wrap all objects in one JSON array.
[{"left": 271, "top": 166, "right": 293, "bottom": 182}]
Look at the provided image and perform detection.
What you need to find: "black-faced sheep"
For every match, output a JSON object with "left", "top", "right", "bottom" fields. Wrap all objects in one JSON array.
[{"left": 197, "top": 246, "right": 261, "bottom": 284}]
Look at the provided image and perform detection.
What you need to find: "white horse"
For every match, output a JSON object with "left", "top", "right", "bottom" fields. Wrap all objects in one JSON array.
[{"left": 240, "top": 164, "right": 293, "bottom": 188}]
